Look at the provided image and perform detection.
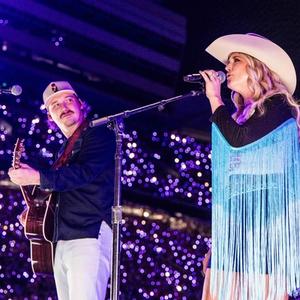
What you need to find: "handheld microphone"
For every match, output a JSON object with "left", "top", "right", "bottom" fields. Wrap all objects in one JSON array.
[
  {"left": 0, "top": 85, "right": 22, "bottom": 96},
  {"left": 183, "top": 71, "right": 226, "bottom": 84}
]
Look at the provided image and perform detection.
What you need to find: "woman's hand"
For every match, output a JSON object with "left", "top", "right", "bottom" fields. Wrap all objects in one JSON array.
[
  {"left": 202, "top": 248, "right": 212, "bottom": 276},
  {"left": 199, "top": 70, "right": 224, "bottom": 113}
]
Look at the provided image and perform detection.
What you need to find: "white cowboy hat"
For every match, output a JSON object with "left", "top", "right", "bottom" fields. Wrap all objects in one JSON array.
[{"left": 205, "top": 33, "right": 297, "bottom": 94}]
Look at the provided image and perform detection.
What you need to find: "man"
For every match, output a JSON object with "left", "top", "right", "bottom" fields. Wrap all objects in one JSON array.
[{"left": 9, "top": 81, "right": 115, "bottom": 300}]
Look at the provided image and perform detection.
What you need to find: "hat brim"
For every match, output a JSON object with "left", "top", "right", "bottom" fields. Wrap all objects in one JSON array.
[
  {"left": 45, "top": 90, "right": 76, "bottom": 108},
  {"left": 205, "top": 34, "right": 297, "bottom": 94}
]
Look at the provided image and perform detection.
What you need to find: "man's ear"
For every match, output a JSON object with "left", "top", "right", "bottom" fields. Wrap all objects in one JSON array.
[
  {"left": 47, "top": 113, "right": 53, "bottom": 121},
  {"left": 78, "top": 98, "right": 84, "bottom": 109}
]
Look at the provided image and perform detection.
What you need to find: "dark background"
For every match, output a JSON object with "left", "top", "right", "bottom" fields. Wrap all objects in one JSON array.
[
  {"left": 1, "top": 0, "right": 299, "bottom": 141},
  {"left": 1, "top": 1, "right": 300, "bottom": 299}
]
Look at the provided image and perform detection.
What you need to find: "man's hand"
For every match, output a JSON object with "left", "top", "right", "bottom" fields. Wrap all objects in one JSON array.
[{"left": 8, "top": 163, "right": 40, "bottom": 186}]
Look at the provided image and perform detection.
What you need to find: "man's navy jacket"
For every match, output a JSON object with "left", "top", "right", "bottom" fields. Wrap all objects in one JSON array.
[{"left": 40, "top": 124, "right": 115, "bottom": 242}]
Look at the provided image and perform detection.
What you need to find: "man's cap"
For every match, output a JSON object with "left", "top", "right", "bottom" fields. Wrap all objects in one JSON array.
[{"left": 43, "top": 81, "right": 77, "bottom": 107}]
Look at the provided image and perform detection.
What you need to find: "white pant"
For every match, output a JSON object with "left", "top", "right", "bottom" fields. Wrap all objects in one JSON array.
[{"left": 53, "top": 221, "right": 112, "bottom": 300}]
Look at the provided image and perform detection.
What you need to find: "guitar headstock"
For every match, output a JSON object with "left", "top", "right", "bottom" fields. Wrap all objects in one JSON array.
[{"left": 12, "top": 138, "right": 25, "bottom": 169}]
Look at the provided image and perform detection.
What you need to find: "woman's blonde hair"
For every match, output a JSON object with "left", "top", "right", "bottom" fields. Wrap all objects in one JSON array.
[{"left": 230, "top": 52, "right": 300, "bottom": 127}]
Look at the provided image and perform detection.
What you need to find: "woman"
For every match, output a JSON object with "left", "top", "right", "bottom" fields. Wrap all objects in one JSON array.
[{"left": 201, "top": 33, "right": 300, "bottom": 300}]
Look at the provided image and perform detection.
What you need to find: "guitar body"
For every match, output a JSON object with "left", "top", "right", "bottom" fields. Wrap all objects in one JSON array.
[
  {"left": 22, "top": 186, "right": 55, "bottom": 276},
  {"left": 13, "top": 139, "right": 56, "bottom": 276}
]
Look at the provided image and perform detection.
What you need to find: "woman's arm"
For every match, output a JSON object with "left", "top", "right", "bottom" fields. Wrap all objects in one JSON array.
[{"left": 211, "top": 96, "right": 293, "bottom": 147}]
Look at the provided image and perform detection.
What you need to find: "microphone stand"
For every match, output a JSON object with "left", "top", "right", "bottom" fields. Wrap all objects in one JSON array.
[{"left": 90, "top": 90, "right": 201, "bottom": 300}]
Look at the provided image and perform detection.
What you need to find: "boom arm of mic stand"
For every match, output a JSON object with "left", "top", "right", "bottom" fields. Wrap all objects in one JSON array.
[{"left": 90, "top": 90, "right": 201, "bottom": 128}]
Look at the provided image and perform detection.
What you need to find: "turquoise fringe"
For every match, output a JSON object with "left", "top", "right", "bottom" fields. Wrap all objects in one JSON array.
[{"left": 211, "top": 118, "right": 300, "bottom": 299}]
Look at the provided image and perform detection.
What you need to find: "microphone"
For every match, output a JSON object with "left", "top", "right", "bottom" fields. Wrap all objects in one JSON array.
[
  {"left": 0, "top": 85, "right": 22, "bottom": 96},
  {"left": 183, "top": 71, "right": 226, "bottom": 84}
]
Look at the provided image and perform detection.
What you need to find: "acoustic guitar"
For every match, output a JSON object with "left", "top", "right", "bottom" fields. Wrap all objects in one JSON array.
[{"left": 12, "top": 138, "right": 55, "bottom": 276}]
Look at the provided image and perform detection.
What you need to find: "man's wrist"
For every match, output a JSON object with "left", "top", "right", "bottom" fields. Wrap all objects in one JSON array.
[{"left": 33, "top": 170, "right": 41, "bottom": 185}]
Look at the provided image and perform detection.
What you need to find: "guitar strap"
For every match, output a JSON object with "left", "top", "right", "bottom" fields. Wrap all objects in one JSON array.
[
  {"left": 52, "top": 119, "right": 88, "bottom": 170},
  {"left": 34, "top": 119, "right": 88, "bottom": 202}
]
